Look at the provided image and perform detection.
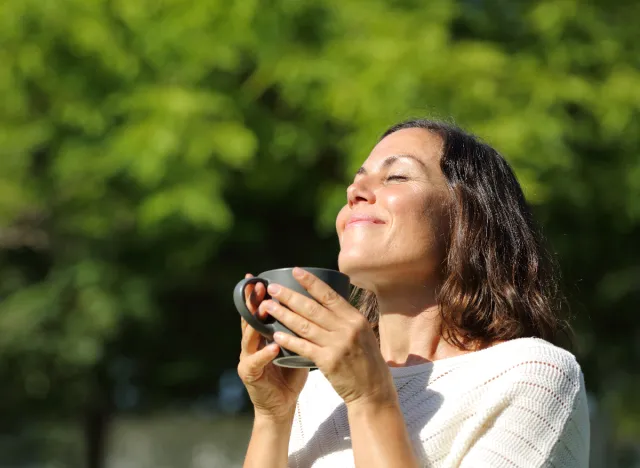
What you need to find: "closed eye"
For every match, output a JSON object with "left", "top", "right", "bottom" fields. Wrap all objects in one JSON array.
[{"left": 385, "top": 175, "right": 409, "bottom": 182}]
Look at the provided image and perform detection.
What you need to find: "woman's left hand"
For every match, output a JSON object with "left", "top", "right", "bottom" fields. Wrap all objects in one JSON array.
[{"left": 258, "top": 267, "right": 396, "bottom": 408}]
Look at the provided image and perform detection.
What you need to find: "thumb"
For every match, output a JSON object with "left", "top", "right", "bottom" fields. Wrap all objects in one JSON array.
[{"left": 240, "top": 343, "right": 280, "bottom": 383}]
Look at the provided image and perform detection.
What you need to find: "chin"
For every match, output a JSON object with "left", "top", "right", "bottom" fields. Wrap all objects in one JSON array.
[
  {"left": 338, "top": 251, "right": 387, "bottom": 290},
  {"left": 340, "top": 250, "right": 437, "bottom": 292}
]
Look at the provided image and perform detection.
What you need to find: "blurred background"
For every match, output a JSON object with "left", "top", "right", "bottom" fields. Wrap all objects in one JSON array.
[{"left": 0, "top": 0, "right": 638, "bottom": 466}]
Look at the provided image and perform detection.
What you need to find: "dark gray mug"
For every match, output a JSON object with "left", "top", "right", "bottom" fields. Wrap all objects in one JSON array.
[{"left": 233, "top": 267, "right": 351, "bottom": 368}]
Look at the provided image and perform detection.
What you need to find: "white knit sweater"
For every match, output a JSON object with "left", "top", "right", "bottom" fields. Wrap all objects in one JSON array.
[{"left": 287, "top": 337, "right": 590, "bottom": 468}]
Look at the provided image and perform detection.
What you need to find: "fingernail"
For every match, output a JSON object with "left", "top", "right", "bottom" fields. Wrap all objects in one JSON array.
[
  {"left": 264, "top": 301, "right": 276, "bottom": 312},
  {"left": 274, "top": 332, "right": 286, "bottom": 341},
  {"left": 293, "top": 267, "right": 305, "bottom": 279},
  {"left": 268, "top": 284, "right": 281, "bottom": 295}
]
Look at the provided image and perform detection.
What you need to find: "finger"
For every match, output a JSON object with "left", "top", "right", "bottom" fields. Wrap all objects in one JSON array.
[
  {"left": 244, "top": 273, "right": 256, "bottom": 311},
  {"left": 273, "top": 332, "right": 318, "bottom": 363},
  {"left": 266, "top": 283, "right": 338, "bottom": 330},
  {"left": 292, "top": 267, "right": 349, "bottom": 313},
  {"left": 251, "top": 282, "right": 267, "bottom": 318},
  {"left": 241, "top": 322, "right": 264, "bottom": 355},
  {"left": 243, "top": 274, "right": 267, "bottom": 316},
  {"left": 240, "top": 317, "right": 258, "bottom": 336},
  {"left": 239, "top": 343, "right": 280, "bottom": 383},
  {"left": 258, "top": 300, "right": 328, "bottom": 344}
]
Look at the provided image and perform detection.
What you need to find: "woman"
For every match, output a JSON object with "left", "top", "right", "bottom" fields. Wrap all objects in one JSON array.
[{"left": 238, "top": 119, "right": 590, "bottom": 467}]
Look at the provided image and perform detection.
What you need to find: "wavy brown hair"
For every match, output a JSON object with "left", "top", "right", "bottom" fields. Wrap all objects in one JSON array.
[{"left": 352, "top": 119, "right": 570, "bottom": 349}]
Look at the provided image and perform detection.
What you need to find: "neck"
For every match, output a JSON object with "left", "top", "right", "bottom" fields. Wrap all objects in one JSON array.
[{"left": 374, "top": 283, "right": 470, "bottom": 366}]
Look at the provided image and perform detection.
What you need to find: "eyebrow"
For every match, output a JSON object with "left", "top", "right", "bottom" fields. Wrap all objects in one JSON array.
[{"left": 356, "top": 154, "right": 427, "bottom": 176}]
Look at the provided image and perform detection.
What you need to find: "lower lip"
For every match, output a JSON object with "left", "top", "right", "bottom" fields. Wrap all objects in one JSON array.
[{"left": 345, "top": 220, "right": 384, "bottom": 228}]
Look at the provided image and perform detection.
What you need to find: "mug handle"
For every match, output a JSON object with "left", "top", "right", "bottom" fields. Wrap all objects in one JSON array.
[{"left": 233, "top": 277, "right": 277, "bottom": 337}]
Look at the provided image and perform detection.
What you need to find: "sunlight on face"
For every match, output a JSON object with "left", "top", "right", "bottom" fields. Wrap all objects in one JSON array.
[{"left": 336, "top": 128, "right": 452, "bottom": 291}]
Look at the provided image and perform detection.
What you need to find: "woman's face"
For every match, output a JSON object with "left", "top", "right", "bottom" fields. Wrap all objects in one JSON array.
[{"left": 336, "top": 128, "right": 452, "bottom": 290}]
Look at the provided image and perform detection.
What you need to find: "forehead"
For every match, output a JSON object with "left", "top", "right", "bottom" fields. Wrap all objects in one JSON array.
[{"left": 364, "top": 127, "right": 444, "bottom": 169}]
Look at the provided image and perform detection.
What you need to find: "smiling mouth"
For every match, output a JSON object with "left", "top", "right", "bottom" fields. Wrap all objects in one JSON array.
[{"left": 345, "top": 217, "right": 385, "bottom": 228}]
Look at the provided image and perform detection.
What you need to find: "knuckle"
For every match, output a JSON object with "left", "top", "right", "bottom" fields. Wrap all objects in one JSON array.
[
  {"left": 239, "top": 359, "right": 262, "bottom": 383},
  {"left": 320, "top": 288, "right": 340, "bottom": 305},
  {"left": 298, "top": 319, "right": 311, "bottom": 336},
  {"left": 335, "top": 340, "right": 350, "bottom": 357},
  {"left": 281, "top": 295, "right": 296, "bottom": 312},
  {"left": 283, "top": 291, "right": 295, "bottom": 305},
  {"left": 321, "top": 352, "right": 340, "bottom": 373},
  {"left": 307, "top": 302, "right": 322, "bottom": 319},
  {"left": 351, "top": 314, "right": 368, "bottom": 330},
  {"left": 327, "top": 347, "right": 340, "bottom": 361},
  {"left": 291, "top": 336, "right": 308, "bottom": 354},
  {"left": 299, "top": 340, "right": 313, "bottom": 357},
  {"left": 345, "top": 325, "right": 361, "bottom": 344},
  {"left": 278, "top": 287, "right": 290, "bottom": 300}
]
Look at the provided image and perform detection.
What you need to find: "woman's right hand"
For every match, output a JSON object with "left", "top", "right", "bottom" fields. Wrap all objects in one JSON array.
[{"left": 237, "top": 273, "right": 309, "bottom": 423}]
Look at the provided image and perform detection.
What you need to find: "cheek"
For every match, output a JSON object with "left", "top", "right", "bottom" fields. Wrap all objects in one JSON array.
[
  {"left": 335, "top": 204, "right": 349, "bottom": 237},
  {"left": 384, "top": 190, "right": 423, "bottom": 225},
  {"left": 386, "top": 189, "right": 449, "bottom": 242}
]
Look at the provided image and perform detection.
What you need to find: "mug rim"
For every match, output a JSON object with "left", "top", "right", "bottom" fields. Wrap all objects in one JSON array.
[{"left": 258, "top": 267, "right": 349, "bottom": 278}]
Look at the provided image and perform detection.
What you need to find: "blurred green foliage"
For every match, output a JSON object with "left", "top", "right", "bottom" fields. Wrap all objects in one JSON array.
[{"left": 0, "top": 0, "right": 639, "bottom": 458}]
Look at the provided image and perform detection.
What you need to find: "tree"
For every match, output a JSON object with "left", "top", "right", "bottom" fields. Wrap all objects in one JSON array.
[{"left": 1, "top": 0, "right": 638, "bottom": 465}]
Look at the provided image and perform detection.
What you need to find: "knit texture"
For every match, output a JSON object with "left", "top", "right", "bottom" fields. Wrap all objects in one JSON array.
[{"left": 287, "top": 337, "right": 590, "bottom": 468}]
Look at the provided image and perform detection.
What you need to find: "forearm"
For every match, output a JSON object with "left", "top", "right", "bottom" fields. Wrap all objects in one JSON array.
[
  {"left": 243, "top": 413, "right": 293, "bottom": 468},
  {"left": 347, "top": 398, "right": 419, "bottom": 468}
]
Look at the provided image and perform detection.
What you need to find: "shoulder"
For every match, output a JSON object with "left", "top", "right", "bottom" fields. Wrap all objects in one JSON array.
[
  {"left": 489, "top": 337, "right": 583, "bottom": 381},
  {"left": 474, "top": 337, "right": 586, "bottom": 406},
  {"left": 451, "top": 339, "right": 591, "bottom": 466}
]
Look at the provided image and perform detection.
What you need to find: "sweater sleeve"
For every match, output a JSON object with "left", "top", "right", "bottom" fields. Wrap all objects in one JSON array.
[{"left": 457, "top": 353, "right": 591, "bottom": 468}]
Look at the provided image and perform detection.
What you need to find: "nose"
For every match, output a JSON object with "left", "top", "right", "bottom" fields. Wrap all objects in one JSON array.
[{"left": 347, "top": 178, "right": 376, "bottom": 208}]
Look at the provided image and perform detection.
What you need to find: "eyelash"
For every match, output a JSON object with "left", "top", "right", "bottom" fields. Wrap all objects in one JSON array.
[{"left": 385, "top": 175, "right": 409, "bottom": 182}]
